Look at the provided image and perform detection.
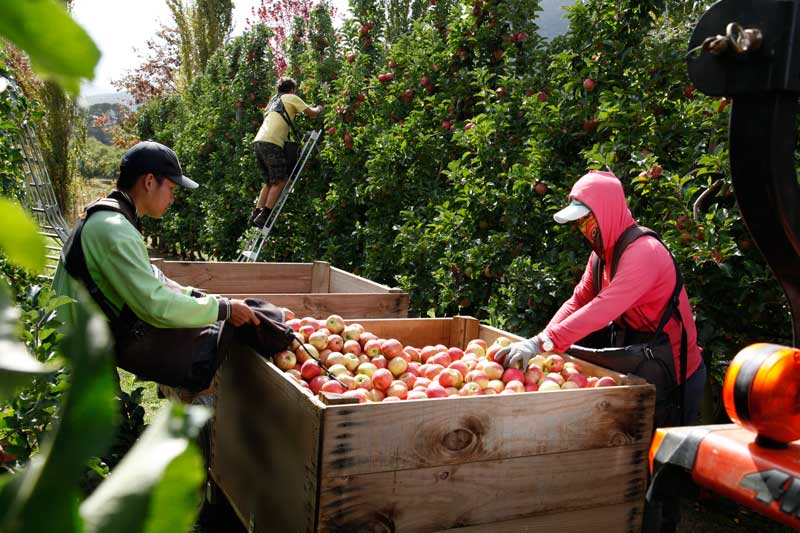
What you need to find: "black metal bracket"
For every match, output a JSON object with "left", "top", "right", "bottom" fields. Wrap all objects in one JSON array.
[{"left": 688, "top": 0, "right": 800, "bottom": 344}]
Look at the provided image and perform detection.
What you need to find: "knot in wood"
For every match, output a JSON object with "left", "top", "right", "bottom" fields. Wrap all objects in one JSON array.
[{"left": 442, "top": 428, "right": 474, "bottom": 451}]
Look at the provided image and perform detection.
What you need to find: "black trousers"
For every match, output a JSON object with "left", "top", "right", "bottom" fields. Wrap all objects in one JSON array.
[{"left": 113, "top": 299, "right": 290, "bottom": 392}]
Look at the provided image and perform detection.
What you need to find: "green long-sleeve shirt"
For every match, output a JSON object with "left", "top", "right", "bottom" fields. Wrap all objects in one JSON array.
[{"left": 52, "top": 209, "right": 227, "bottom": 328}]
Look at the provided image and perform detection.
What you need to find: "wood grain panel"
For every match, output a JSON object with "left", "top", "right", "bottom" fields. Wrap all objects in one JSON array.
[
  {"left": 317, "top": 445, "right": 647, "bottom": 532},
  {"left": 319, "top": 384, "right": 654, "bottom": 478},
  {"left": 211, "top": 341, "right": 324, "bottom": 532},
  {"left": 329, "top": 266, "right": 395, "bottom": 293},
  {"left": 438, "top": 501, "right": 643, "bottom": 533},
  {"left": 311, "top": 261, "right": 331, "bottom": 293},
  {"left": 157, "top": 261, "right": 314, "bottom": 293},
  {"left": 219, "top": 293, "right": 410, "bottom": 319}
]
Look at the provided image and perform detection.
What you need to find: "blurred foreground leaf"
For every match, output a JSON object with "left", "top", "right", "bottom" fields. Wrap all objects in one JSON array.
[
  {"left": 80, "top": 403, "right": 211, "bottom": 533},
  {"left": 0, "top": 287, "right": 116, "bottom": 533},
  {"left": 0, "top": 199, "right": 45, "bottom": 274},
  {"left": 0, "top": 0, "right": 99, "bottom": 94}
]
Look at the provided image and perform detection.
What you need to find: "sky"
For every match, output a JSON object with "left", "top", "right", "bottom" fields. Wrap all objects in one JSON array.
[{"left": 71, "top": 0, "right": 569, "bottom": 97}]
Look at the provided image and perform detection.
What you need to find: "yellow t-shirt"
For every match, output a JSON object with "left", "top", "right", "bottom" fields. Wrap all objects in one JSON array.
[{"left": 253, "top": 93, "right": 309, "bottom": 147}]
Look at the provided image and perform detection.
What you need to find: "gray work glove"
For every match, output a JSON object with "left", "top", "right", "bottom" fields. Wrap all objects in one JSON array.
[{"left": 494, "top": 337, "right": 542, "bottom": 369}]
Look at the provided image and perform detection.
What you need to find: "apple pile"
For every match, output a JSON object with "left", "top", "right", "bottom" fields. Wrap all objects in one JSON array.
[{"left": 274, "top": 312, "right": 618, "bottom": 403}]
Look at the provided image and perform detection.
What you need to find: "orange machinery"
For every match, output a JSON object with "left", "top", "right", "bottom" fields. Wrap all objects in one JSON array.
[{"left": 647, "top": 0, "right": 800, "bottom": 529}]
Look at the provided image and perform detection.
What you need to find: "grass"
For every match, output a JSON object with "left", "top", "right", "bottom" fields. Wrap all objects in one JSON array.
[{"left": 117, "top": 369, "right": 166, "bottom": 424}]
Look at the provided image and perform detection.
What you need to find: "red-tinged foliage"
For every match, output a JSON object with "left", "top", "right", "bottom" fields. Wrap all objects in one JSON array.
[
  {"left": 248, "top": 0, "right": 335, "bottom": 76},
  {"left": 112, "top": 25, "right": 181, "bottom": 104}
]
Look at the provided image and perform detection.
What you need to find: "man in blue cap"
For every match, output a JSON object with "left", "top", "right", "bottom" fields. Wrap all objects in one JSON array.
[{"left": 53, "top": 141, "right": 286, "bottom": 391}]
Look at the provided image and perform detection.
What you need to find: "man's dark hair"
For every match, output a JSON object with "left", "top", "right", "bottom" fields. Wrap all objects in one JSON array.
[
  {"left": 277, "top": 77, "right": 297, "bottom": 94},
  {"left": 116, "top": 173, "right": 166, "bottom": 192}
]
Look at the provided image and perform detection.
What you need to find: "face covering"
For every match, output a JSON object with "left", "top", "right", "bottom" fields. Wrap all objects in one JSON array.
[{"left": 576, "top": 213, "right": 604, "bottom": 256}]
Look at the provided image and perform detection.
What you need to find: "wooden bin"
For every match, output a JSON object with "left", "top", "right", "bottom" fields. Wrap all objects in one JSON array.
[
  {"left": 152, "top": 260, "right": 409, "bottom": 318},
  {"left": 211, "top": 316, "right": 655, "bottom": 532}
]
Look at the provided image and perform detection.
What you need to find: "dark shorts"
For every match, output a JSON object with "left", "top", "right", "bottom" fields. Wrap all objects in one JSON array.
[{"left": 254, "top": 141, "right": 288, "bottom": 186}]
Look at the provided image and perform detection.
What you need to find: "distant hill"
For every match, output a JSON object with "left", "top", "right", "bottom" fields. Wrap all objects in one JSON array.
[{"left": 78, "top": 91, "right": 137, "bottom": 109}]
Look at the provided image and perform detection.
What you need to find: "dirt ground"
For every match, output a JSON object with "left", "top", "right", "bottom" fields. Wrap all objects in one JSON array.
[{"left": 679, "top": 491, "right": 795, "bottom": 532}]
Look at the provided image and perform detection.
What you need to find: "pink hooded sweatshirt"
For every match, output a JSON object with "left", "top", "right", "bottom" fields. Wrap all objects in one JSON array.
[{"left": 544, "top": 171, "right": 702, "bottom": 382}]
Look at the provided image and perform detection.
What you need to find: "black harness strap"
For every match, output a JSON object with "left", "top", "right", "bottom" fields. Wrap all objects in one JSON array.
[
  {"left": 62, "top": 190, "right": 141, "bottom": 328},
  {"left": 591, "top": 224, "right": 690, "bottom": 424}
]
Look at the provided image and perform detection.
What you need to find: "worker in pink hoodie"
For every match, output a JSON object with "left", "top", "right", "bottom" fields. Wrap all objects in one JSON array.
[{"left": 496, "top": 170, "right": 706, "bottom": 426}]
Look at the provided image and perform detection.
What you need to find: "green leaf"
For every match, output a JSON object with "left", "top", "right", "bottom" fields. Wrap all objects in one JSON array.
[
  {"left": 0, "top": 287, "right": 116, "bottom": 533},
  {"left": 80, "top": 403, "right": 211, "bottom": 533},
  {"left": 0, "top": 281, "right": 58, "bottom": 403},
  {"left": 0, "top": 199, "right": 45, "bottom": 274},
  {"left": 0, "top": 0, "right": 99, "bottom": 95}
]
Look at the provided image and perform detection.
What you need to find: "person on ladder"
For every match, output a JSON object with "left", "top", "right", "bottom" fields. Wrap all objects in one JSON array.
[{"left": 250, "top": 77, "right": 323, "bottom": 228}]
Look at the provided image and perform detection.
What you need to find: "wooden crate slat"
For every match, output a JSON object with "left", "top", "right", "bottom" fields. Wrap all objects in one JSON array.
[
  {"left": 219, "top": 293, "right": 410, "bottom": 319},
  {"left": 158, "top": 261, "right": 314, "bottom": 293},
  {"left": 319, "top": 383, "right": 653, "bottom": 477},
  {"left": 329, "top": 266, "right": 394, "bottom": 293},
  {"left": 449, "top": 316, "right": 481, "bottom": 347},
  {"left": 311, "top": 261, "right": 331, "bottom": 293},
  {"left": 317, "top": 444, "right": 647, "bottom": 532},
  {"left": 212, "top": 343, "right": 324, "bottom": 532},
  {"left": 437, "top": 501, "right": 642, "bottom": 533}
]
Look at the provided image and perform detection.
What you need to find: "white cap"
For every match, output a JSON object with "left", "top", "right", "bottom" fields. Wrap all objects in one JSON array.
[{"left": 553, "top": 199, "right": 590, "bottom": 224}]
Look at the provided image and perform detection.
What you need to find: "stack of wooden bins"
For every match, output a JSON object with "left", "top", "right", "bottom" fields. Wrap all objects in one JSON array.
[
  {"left": 152, "top": 260, "right": 409, "bottom": 318},
  {"left": 212, "top": 316, "right": 655, "bottom": 532}
]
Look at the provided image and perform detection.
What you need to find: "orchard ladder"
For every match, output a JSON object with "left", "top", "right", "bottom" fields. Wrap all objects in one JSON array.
[
  {"left": 4, "top": 79, "right": 71, "bottom": 277},
  {"left": 237, "top": 129, "right": 321, "bottom": 262}
]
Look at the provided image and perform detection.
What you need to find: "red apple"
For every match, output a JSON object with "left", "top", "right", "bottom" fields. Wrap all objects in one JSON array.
[
  {"left": 583, "top": 78, "right": 596, "bottom": 91},
  {"left": 354, "top": 374, "right": 372, "bottom": 390},
  {"left": 447, "top": 347, "right": 464, "bottom": 361},
  {"left": 399, "top": 372, "right": 418, "bottom": 389},
  {"left": 301, "top": 360, "right": 322, "bottom": 380},
  {"left": 325, "top": 314, "right": 346, "bottom": 334},
  {"left": 342, "top": 323, "right": 364, "bottom": 341},
  {"left": 425, "top": 383, "right": 448, "bottom": 398},
  {"left": 534, "top": 182, "right": 548, "bottom": 195},
  {"left": 321, "top": 380, "right": 345, "bottom": 394},
  {"left": 372, "top": 368, "right": 393, "bottom": 391},
  {"left": 525, "top": 382, "right": 539, "bottom": 392},
  {"left": 365, "top": 389, "right": 385, "bottom": 402},
  {"left": 438, "top": 368, "right": 463, "bottom": 388},
  {"left": 327, "top": 334, "right": 344, "bottom": 352},
  {"left": 427, "top": 352, "right": 452, "bottom": 367},
  {"left": 524, "top": 366, "right": 544, "bottom": 385},
  {"left": 357, "top": 362, "right": 377, "bottom": 377},
  {"left": 286, "top": 318, "right": 301, "bottom": 332},
  {"left": 372, "top": 354, "right": 388, "bottom": 369},
  {"left": 464, "top": 344, "right": 486, "bottom": 358},
  {"left": 388, "top": 356, "right": 408, "bottom": 377},
  {"left": 343, "top": 389, "right": 368, "bottom": 403},
  {"left": 650, "top": 165, "right": 663, "bottom": 178},
  {"left": 459, "top": 382, "right": 483, "bottom": 396},
  {"left": 309, "top": 375, "right": 329, "bottom": 394},
  {"left": 501, "top": 368, "right": 524, "bottom": 384},
  {"left": 407, "top": 361, "right": 421, "bottom": 375},
  {"left": 483, "top": 361, "right": 504, "bottom": 380},
  {"left": 381, "top": 338, "right": 405, "bottom": 358},
  {"left": 327, "top": 127, "right": 336, "bottom": 136},
  {"left": 308, "top": 330, "right": 329, "bottom": 351},
  {"left": 539, "top": 380, "right": 561, "bottom": 392},
  {"left": 542, "top": 372, "right": 565, "bottom": 386},
  {"left": 407, "top": 390, "right": 428, "bottom": 400},
  {"left": 343, "top": 339, "right": 362, "bottom": 356},
  {"left": 341, "top": 353, "right": 360, "bottom": 372},
  {"left": 466, "top": 369, "right": 490, "bottom": 389},
  {"left": 420, "top": 345, "right": 439, "bottom": 362},
  {"left": 387, "top": 380, "right": 409, "bottom": 399},
  {"left": 403, "top": 346, "right": 421, "bottom": 362},
  {"left": 448, "top": 360, "right": 469, "bottom": 377},
  {"left": 487, "top": 379, "right": 505, "bottom": 393},
  {"left": 298, "top": 324, "right": 315, "bottom": 340},
  {"left": 364, "top": 339, "right": 382, "bottom": 357},
  {"left": 422, "top": 364, "right": 445, "bottom": 380},
  {"left": 295, "top": 343, "right": 319, "bottom": 364},
  {"left": 594, "top": 376, "right": 617, "bottom": 387},
  {"left": 544, "top": 354, "right": 564, "bottom": 373},
  {"left": 275, "top": 350, "right": 297, "bottom": 370},
  {"left": 504, "top": 380, "right": 525, "bottom": 393}
]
